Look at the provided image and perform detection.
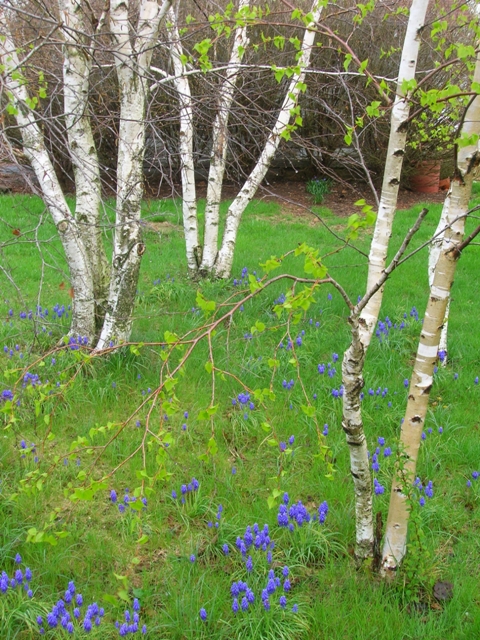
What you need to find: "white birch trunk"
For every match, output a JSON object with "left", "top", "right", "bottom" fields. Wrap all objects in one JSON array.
[
  {"left": 166, "top": 8, "right": 200, "bottom": 273},
  {"left": 213, "top": 0, "right": 324, "bottom": 279},
  {"left": 342, "top": 317, "right": 373, "bottom": 561},
  {"left": 200, "top": 0, "right": 250, "bottom": 274},
  {"left": 381, "top": 52, "right": 480, "bottom": 576},
  {"left": 96, "top": 0, "right": 171, "bottom": 349},
  {"left": 359, "top": 0, "right": 430, "bottom": 347},
  {"left": 428, "top": 200, "right": 451, "bottom": 363},
  {"left": 59, "top": 0, "right": 110, "bottom": 333},
  {"left": 0, "top": 16, "right": 96, "bottom": 340}
]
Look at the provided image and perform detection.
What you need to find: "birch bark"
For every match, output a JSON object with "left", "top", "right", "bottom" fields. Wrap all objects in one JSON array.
[
  {"left": 96, "top": 0, "right": 171, "bottom": 349},
  {"left": 166, "top": 8, "right": 200, "bottom": 273},
  {"left": 0, "top": 14, "right": 96, "bottom": 340},
  {"left": 342, "top": 317, "right": 373, "bottom": 561},
  {"left": 359, "top": 0, "right": 430, "bottom": 347},
  {"left": 199, "top": 0, "right": 250, "bottom": 274},
  {"left": 59, "top": 0, "right": 110, "bottom": 333},
  {"left": 213, "top": 0, "right": 324, "bottom": 278},
  {"left": 381, "top": 52, "right": 480, "bottom": 576},
  {"left": 428, "top": 201, "right": 450, "bottom": 363}
]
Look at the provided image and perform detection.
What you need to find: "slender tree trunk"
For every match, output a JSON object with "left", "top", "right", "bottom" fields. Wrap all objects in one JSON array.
[
  {"left": 0, "top": 16, "right": 96, "bottom": 341},
  {"left": 213, "top": 0, "right": 324, "bottom": 279},
  {"left": 359, "top": 0, "right": 430, "bottom": 347},
  {"left": 381, "top": 52, "right": 480, "bottom": 576},
  {"left": 428, "top": 199, "right": 451, "bottom": 364},
  {"left": 59, "top": 0, "right": 110, "bottom": 334},
  {"left": 342, "top": 317, "right": 373, "bottom": 562},
  {"left": 199, "top": 0, "right": 250, "bottom": 274},
  {"left": 166, "top": 8, "right": 200, "bottom": 274},
  {"left": 96, "top": 0, "right": 171, "bottom": 349}
]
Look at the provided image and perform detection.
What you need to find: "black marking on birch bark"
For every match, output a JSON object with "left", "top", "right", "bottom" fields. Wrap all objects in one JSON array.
[
  {"left": 345, "top": 439, "right": 363, "bottom": 447},
  {"left": 422, "top": 385, "right": 432, "bottom": 394},
  {"left": 411, "top": 415, "right": 422, "bottom": 423},
  {"left": 408, "top": 394, "right": 415, "bottom": 400},
  {"left": 351, "top": 471, "right": 360, "bottom": 479},
  {"left": 389, "top": 178, "right": 400, "bottom": 186},
  {"left": 393, "top": 149, "right": 404, "bottom": 157}
]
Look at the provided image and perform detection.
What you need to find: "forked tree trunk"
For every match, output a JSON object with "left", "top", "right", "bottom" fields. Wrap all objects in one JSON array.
[
  {"left": 199, "top": 0, "right": 250, "bottom": 274},
  {"left": 213, "top": 0, "right": 324, "bottom": 279},
  {"left": 59, "top": 0, "right": 110, "bottom": 334},
  {"left": 96, "top": 0, "right": 171, "bottom": 349},
  {"left": 381, "top": 52, "right": 480, "bottom": 576},
  {"left": 359, "top": 0, "right": 430, "bottom": 347},
  {"left": 0, "top": 15, "right": 96, "bottom": 341}
]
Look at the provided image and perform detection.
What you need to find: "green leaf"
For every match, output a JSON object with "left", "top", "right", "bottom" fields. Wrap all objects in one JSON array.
[
  {"left": 204, "top": 361, "right": 213, "bottom": 374},
  {"left": 137, "top": 534, "right": 149, "bottom": 545},
  {"left": 301, "top": 404, "right": 316, "bottom": 417},
  {"left": 164, "top": 331, "right": 179, "bottom": 344},
  {"left": 207, "top": 437, "right": 218, "bottom": 456},
  {"left": 196, "top": 291, "right": 216, "bottom": 315}
]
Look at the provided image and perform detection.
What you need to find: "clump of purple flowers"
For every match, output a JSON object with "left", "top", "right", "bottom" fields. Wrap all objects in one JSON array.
[
  {"left": 171, "top": 477, "right": 199, "bottom": 504},
  {"left": 413, "top": 477, "right": 434, "bottom": 507},
  {"left": 115, "top": 598, "right": 147, "bottom": 635},
  {"left": 37, "top": 581, "right": 105, "bottom": 634},
  {"left": 235, "top": 522, "right": 274, "bottom": 563},
  {"left": 67, "top": 335, "right": 89, "bottom": 351},
  {"left": 0, "top": 554, "right": 33, "bottom": 598},
  {"left": 277, "top": 493, "right": 328, "bottom": 529},
  {"left": 1, "top": 389, "right": 14, "bottom": 402},
  {"left": 110, "top": 488, "right": 147, "bottom": 513}
]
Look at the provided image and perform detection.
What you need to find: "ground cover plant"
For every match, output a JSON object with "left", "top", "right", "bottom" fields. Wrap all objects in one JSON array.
[{"left": 1, "top": 190, "right": 480, "bottom": 639}]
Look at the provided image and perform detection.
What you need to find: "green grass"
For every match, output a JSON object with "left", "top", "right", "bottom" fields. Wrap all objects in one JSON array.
[{"left": 0, "top": 191, "right": 480, "bottom": 638}]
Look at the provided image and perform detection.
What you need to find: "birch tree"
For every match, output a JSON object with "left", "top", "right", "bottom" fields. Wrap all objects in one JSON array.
[
  {"left": 0, "top": 0, "right": 171, "bottom": 349},
  {"left": 358, "top": 0, "right": 430, "bottom": 348},
  {"left": 380, "top": 51, "right": 480, "bottom": 576},
  {"left": 338, "top": 0, "right": 430, "bottom": 562},
  {"left": 166, "top": 0, "right": 325, "bottom": 279},
  {"left": 96, "top": 0, "right": 172, "bottom": 349},
  {"left": 59, "top": 0, "right": 110, "bottom": 333},
  {"left": 0, "top": 6, "right": 96, "bottom": 341}
]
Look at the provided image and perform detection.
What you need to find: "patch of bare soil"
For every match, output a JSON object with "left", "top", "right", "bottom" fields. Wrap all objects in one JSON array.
[{"left": 247, "top": 180, "right": 448, "bottom": 222}]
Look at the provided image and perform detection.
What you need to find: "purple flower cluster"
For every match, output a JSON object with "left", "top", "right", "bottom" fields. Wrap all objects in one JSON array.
[
  {"left": 37, "top": 581, "right": 104, "bottom": 634},
  {"left": 282, "top": 379, "right": 294, "bottom": 390},
  {"left": 413, "top": 477, "right": 434, "bottom": 507},
  {"left": 233, "top": 266, "right": 250, "bottom": 287},
  {"left": 171, "top": 477, "right": 199, "bottom": 503},
  {"left": 110, "top": 489, "right": 147, "bottom": 513},
  {"left": 277, "top": 493, "right": 328, "bottom": 529},
  {"left": 1, "top": 389, "right": 14, "bottom": 402},
  {"left": 0, "top": 554, "right": 33, "bottom": 597},
  {"left": 67, "top": 335, "right": 89, "bottom": 351},
  {"left": 317, "top": 361, "right": 337, "bottom": 378},
  {"left": 229, "top": 567, "right": 296, "bottom": 615},
  {"left": 370, "top": 436, "right": 392, "bottom": 478},
  {"left": 235, "top": 523, "right": 274, "bottom": 564},
  {"left": 231, "top": 391, "right": 256, "bottom": 419},
  {"left": 115, "top": 598, "right": 147, "bottom": 635},
  {"left": 22, "top": 372, "right": 41, "bottom": 388}
]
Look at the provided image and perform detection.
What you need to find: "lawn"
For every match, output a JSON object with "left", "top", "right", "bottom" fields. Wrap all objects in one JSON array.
[{"left": 0, "top": 190, "right": 479, "bottom": 639}]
